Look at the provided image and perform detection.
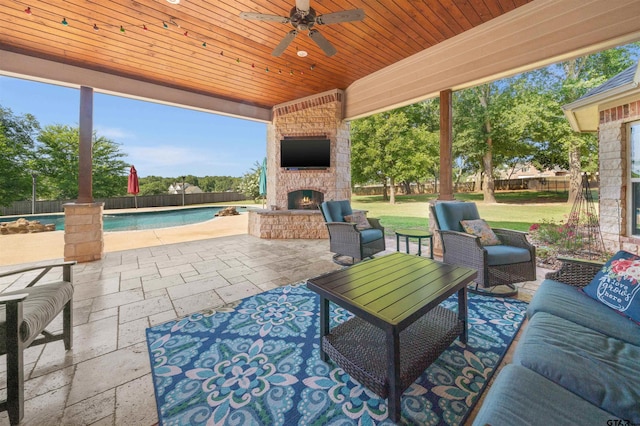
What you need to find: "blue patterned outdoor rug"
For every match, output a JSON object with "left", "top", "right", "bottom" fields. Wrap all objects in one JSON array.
[{"left": 146, "top": 283, "right": 527, "bottom": 425}]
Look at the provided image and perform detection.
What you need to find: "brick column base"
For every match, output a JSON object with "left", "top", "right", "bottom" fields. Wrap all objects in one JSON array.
[{"left": 63, "top": 202, "right": 104, "bottom": 263}]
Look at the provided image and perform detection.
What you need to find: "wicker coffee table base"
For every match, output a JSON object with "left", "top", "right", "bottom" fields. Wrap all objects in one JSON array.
[{"left": 322, "top": 305, "right": 463, "bottom": 399}]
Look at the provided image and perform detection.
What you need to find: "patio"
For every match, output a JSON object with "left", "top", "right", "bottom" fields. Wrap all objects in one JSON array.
[
  {"left": 0, "top": 231, "right": 544, "bottom": 425},
  {"left": 0, "top": 1, "right": 636, "bottom": 423}
]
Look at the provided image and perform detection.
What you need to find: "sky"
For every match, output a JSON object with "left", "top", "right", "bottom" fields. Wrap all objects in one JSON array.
[{"left": 0, "top": 75, "right": 267, "bottom": 178}]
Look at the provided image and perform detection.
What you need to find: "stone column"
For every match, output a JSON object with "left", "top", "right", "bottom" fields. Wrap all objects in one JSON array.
[
  {"left": 63, "top": 202, "right": 104, "bottom": 262},
  {"left": 64, "top": 86, "right": 104, "bottom": 262}
]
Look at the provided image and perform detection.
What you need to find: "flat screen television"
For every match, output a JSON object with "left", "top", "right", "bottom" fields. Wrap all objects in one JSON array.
[{"left": 280, "top": 138, "right": 331, "bottom": 169}]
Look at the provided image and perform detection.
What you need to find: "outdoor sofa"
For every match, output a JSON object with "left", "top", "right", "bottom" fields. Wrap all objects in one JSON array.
[{"left": 473, "top": 254, "right": 640, "bottom": 425}]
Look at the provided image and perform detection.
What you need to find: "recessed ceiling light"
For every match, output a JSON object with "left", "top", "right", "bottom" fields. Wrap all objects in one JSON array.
[
  {"left": 297, "top": 50, "right": 308, "bottom": 57},
  {"left": 166, "top": 0, "right": 180, "bottom": 4}
]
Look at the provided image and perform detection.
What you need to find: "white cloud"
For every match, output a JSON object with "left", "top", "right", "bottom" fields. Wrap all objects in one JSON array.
[{"left": 95, "top": 125, "right": 135, "bottom": 140}]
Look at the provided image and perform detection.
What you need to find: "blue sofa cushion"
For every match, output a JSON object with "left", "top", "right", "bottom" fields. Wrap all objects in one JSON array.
[
  {"left": 583, "top": 250, "right": 640, "bottom": 324},
  {"left": 472, "top": 364, "right": 621, "bottom": 426},
  {"left": 434, "top": 201, "right": 479, "bottom": 232},
  {"left": 360, "top": 228, "right": 383, "bottom": 244},
  {"left": 527, "top": 279, "right": 640, "bottom": 346},
  {"left": 513, "top": 312, "right": 640, "bottom": 422},
  {"left": 485, "top": 245, "right": 531, "bottom": 266}
]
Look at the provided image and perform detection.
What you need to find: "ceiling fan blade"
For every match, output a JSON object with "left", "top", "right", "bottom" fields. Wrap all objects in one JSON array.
[
  {"left": 316, "top": 9, "right": 365, "bottom": 25},
  {"left": 295, "top": 0, "right": 310, "bottom": 12},
  {"left": 272, "top": 30, "right": 298, "bottom": 57},
  {"left": 239, "top": 12, "right": 289, "bottom": 24},
  {"left": 308, "top": 30, "right": 337, "bottom": 57}
]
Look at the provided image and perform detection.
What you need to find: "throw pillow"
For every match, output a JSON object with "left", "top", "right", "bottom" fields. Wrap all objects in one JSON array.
[
  {"left": 344, "top": 211, "right": 371, "bottom": 230},
  {"left": 460, "top": 219, "right": 501, "bottom": 246},
  {"left": 583, "top": 250, "right": 640, "bottom": 323}
]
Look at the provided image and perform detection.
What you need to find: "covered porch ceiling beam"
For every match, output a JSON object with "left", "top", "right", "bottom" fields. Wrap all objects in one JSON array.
[
  {"left": 345, "top": 0, "right": 640, "bottom": 120},
  {"left": 0, "top": 50, "right": 272, "bottom": 123}
]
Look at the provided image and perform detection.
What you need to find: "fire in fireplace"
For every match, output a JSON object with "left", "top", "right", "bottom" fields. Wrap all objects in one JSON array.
[{"left": 288, "top": 190, "right": 324, "bottom": 210}]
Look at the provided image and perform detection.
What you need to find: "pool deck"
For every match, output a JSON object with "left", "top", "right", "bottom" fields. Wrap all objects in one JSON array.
[{"left": 0, "top": 208, "right": 250, "bottom": 266}]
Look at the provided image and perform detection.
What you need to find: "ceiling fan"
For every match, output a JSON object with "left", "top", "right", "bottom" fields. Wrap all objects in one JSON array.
[{"left": 239, "top": 0, "right": 365, "bottom": 57}]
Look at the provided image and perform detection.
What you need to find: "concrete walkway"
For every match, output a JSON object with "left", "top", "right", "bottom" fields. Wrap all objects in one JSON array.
[{"left": 0, "top": 212, "right": 249, "bottom": 267}]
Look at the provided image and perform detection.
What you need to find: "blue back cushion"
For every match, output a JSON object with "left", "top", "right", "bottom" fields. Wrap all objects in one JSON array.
[
  {"left": 320, "top": 200, "right": 353, "bottom": 222},
  {"left": 434, "top": 202, "right": 480, "bottom": 232}
]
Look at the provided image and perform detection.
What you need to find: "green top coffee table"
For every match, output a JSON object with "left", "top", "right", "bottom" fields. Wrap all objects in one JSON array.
[
  {"left": 306, "top": 252, "right": 477, "bottom": 422},
  {"left": 395, "top": 229, "right": 433, "bottom": 258}
]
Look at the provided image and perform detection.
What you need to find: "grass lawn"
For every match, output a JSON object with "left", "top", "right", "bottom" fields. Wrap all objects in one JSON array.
[
  {"left": 224, "top": 190, "right": 579, "bottom": 237},
  {"left": 351, "top": 191, "right": 575, "bottom": 235}
]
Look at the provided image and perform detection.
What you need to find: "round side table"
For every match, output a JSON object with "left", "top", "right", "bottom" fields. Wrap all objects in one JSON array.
[{"left": 395, "top": 229, "right": 433, "bottom": 258}]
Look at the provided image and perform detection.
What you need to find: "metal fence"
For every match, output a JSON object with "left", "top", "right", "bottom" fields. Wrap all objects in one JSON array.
[
  {"left": 353, "top": 176, "right": 586, "bottom": 196},
  {"left": 0, "top": 192, "right": 247, "bottom": 216}
]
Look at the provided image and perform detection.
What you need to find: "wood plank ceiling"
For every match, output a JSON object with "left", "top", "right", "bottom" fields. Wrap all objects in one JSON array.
[{"left": 0, "top": 0, "right": 531, "bottom": 110}]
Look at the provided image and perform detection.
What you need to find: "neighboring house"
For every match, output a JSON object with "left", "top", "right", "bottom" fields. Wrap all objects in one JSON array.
[
  {"left": 168, "top": 183, "right": 203, "bottom": 194},
  {"left": 495, "top": 163, "right": 567, "bottom": 180},
  {"left": 563, "top": 61, "right": 640, "bottom": 254}
]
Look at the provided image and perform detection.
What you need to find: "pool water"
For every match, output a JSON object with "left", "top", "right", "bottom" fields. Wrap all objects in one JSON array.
[{"left": 0, "top": 206, "right": 248, "bottom": 232}]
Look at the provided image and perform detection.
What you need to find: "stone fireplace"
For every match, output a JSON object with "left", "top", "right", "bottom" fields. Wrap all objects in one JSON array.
[
  {"left": 287, "top": 190, "right": 324, "bottom": 210},
  {"left": 248, "top": 89, "right": 351, "bottom": 239}
]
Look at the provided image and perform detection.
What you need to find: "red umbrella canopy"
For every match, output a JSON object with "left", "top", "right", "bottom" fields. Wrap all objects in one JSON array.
[{"left": 128, "top": 165, "right": 139, "bottom": 195}]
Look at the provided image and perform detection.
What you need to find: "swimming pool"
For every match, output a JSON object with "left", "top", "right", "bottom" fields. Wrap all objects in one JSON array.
[{"left": 0, "top": 206, "right": 248, "bottom": 232}]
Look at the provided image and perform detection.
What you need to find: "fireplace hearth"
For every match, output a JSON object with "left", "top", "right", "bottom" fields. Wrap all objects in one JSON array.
[{"left": 288, "top": 190, "right": 324, "bottom": 210}]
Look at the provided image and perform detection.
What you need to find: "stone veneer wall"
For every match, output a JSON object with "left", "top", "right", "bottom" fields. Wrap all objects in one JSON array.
[
  {"left": 249, "top": 89, "right": 350, "bottom": 239},
  {"left": 248, "top": 210, "right": 328, "bottom": 239},
  {"left": 267, "top": 89, "right": 351, "bottom": 210},
  {"left": 63, "top": 202, "right": 104, "bottom": 262},
  {"left": 598, "top": 100, "right": 640, "bottom": 254}
]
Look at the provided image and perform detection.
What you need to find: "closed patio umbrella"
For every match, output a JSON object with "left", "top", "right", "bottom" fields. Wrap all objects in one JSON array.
[
  {"left": 259, "top": 158, "right": 267, "bottom": 208},
  {"left": 128, "top": 165, "right": 140, "bottom": 208}
]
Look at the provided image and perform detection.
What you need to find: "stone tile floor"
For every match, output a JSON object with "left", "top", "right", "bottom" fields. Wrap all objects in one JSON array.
[{"left": 0, "top": 234, "right": 544, "bottom": 425}]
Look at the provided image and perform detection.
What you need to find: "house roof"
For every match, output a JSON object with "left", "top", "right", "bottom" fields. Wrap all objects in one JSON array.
[
  {"left": 2, "top": 1, "right": 640, "bottom": 122},
  {"left": 563, "top": 61, "right": 640, "bottom": 132}
]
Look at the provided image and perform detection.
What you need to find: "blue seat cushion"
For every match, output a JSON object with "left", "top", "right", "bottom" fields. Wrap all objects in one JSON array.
[
  {"left": 485, "top": 245, "right": 531, "bottom": 266},
  {"left": 322, "top": 200, "right": 353, "bottom": 222},
  {"left": 434, "top": 201, "right": 479, "bottom": 232},
  {"left": 527, "top": 279, "right": 640, "bottom": 346},
  {"left": 513, "top": 312, "right": 640, "bottom": 422},
  {"left": 360, "top": 228, "right": 383, "bottom": 244},
  {"left": 472, "top": 364, "right": 620, "bottom": 426}
]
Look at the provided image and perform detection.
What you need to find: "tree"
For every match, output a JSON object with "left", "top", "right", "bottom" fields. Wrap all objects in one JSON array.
[
  {"left": 0, "top": 107, "right": 40, "bottom": 207},
  {"left": 35, "top": 125, "right": 129, "bottom": 199},
  {"left": 139, "top": 175, "right": 172, "bottom": 195},
  {"left": 238, "top": 161, "right": 262, "bottom": 201},
  {"left": 530, "top": 44, "right": 639, "bottom": 202},
  {"left": 454, "top": 82, "right": 528, "bottom": 202},
  {"left": 351, "top": 104, "right": 438, "bottom": 203}
]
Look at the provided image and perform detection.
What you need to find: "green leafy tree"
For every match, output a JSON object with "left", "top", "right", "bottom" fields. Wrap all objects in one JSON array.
[
  {"left": 351, "top": 104, "right": 438, "bottom": 203},
  {"left": 0, "top": 106, "right": 40, "bottom": 207},
  {"left": 139, "top": 175, "right": 173, "bottom": 195},
  {"left": 238, "top": 161, "right": 262, "bottom": 201},
  {"left": 455, "top": 82, "right": 518, "bottom": 202},
  {"left": 35, "top": 124, "right": 129, "bottom": 199},
  {"left": 529, "top": 43, "right": 638, "bottom": 202},
  {"left": 199, "top": 176, "right": 241, "bottom": 192}
]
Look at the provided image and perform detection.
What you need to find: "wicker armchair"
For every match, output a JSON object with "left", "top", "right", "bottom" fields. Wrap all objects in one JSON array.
[
  {"left": 320, "top": 200, "right": 386, "bottom": 265},
  {"left": 545, "top": 256, "right": 604, "bottom": 287},
  {"left": 430, "top": 201, "right": 536, "bottom": 295}
]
